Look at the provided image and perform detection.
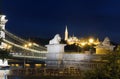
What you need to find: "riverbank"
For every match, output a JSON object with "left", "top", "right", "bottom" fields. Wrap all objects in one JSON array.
[
  {"left": 9, "top": 68, "right": 82, "bottom": 76},
  {"left": 8, "top": 75, "right": 82, "bottom": 79}
]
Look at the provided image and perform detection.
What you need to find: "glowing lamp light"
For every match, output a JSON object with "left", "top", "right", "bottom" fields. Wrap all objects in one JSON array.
[
  {"left": 24, "top": 44, "right": 28, "bottom": 48},
  {"left": 89, "top": 38, "right": 94, "bottom": 43},
  {"left": 81, "top": 42, "right": 86, "bottom": 46},
  {"left": 35, "top": 64, "right": 41, "bottom": 67},
  {"left": 24, "top": 42, "right": 32, "bottom": 48},
  {"left": 25, "top": 64, "right": 30, "bottom": 67},
  {"left": 7, "top": 45, "right": 12, "bottom": 49},
  {"left": 16, "top": 64, "right": 19, "bottom": 67},
  {"left": 28, "top": 43, "right": 32, "bottom": 47},
  {"left": 6, "top": 44, "right": 12, "bottom": 49}
]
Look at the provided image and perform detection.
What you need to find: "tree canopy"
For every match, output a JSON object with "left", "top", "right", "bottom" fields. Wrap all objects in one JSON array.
[
  {"left": 0, "top": 49, "right": 12, "bottom": 61},
  {"left": 83, "top": 48, "right": 120, "bottom": 79}
]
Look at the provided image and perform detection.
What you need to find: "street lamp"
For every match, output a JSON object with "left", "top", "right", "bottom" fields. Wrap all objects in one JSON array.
[
  {"left": 5, "top": 44, "right": 12, "bottom": 52},
  {"left": 23, "top": 42, "right": 32, "bottom": 68},
  {"left": 28, "top": 43, "right": 32, "bottom": 47}
]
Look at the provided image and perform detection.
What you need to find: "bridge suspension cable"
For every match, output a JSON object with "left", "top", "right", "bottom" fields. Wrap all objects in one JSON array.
[
  {"left": 2, "top": 39, "right": 47, "bottom": 53},
  {"left": 3, "top": 29, "right": 46, "bottom": 50},
  {"left": 3, "top": 29, "right": 28, "bottom": 43}
]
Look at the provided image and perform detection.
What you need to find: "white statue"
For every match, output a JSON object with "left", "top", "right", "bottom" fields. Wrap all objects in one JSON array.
[
  {"left": 102, "top": 37, "right": 110, "bottom": 46},
  {"left": 49, "top": 34, "right": 61, "bottom": 44}
]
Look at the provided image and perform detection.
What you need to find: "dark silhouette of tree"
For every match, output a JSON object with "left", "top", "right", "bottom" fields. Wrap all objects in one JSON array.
[
  {"left": 0, "top": 49, "right": 12, "bottom": 61},
  {"left": 83, "top": 48, "right": 120, "bottom": 79}
]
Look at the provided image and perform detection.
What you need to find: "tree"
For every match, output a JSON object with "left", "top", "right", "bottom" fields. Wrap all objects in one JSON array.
[
  {"left": 0, "top": 49, "right": 12, "bottom": 61},
  {"left": 83, "top": 50, "right": 120, "bottom": 79}
]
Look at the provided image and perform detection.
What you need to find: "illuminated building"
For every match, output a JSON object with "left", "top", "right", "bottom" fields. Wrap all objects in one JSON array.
[
  {"left": 45, "top": 27, "right": 115, "bottom": 70},
  {"left": 64, "top": 27, "right": 100, "bottom": 46},
  {"left": 46, "top": 34, "right": 115, "bottom": 70}
]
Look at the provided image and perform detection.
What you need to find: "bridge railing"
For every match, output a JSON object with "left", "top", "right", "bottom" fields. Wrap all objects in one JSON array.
[{"left": 10, "top": 53, "right": 47, "bottom": 59}]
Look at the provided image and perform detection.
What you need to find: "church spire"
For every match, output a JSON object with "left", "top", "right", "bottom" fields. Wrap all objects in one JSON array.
[{"left": 65, "top": 25, "right": 68, "bottom": 41}]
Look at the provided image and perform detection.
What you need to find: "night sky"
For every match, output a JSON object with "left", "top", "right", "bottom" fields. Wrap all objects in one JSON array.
[{"left": 1, "top": 0, "right": 120, "bottom": 42}]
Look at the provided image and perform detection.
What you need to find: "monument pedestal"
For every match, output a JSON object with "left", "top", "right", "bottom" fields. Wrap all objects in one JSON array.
[{"left": 45, "top": 44, "right": 66, "bottom": 68}]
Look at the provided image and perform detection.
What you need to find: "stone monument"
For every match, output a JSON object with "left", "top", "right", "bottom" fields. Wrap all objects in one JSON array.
[
  {"left": 95, "top": 37, "right": 115, "bottom": 54},
  {"left": 45, "top": 34, "right": 66, "bottom": 68}
]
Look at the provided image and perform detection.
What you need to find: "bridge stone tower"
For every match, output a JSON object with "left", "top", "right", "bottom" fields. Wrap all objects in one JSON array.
[
  {"left": 0, "top": 15, "right": 7, "bottom": 38},
  {"left": 0, "top": 15, "right": 8, "bottom": 48},
  {"left": 0, "top": 15, "right": 9, "bottom": 67},
  {"left": 45, "top": 34, "right": 66, "bottom": 68}
]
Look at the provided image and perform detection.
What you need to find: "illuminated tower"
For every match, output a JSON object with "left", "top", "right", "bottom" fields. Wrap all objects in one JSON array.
[{"left": 64, "top": 26, "right": 68, "bottom": 41}]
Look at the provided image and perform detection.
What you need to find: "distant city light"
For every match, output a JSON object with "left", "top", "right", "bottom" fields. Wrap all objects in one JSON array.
[
  {"left": 80, "top": 42, "right": 86, "bottom": 46},
  {"left": 24, "top": 44, "right": 28, "bottom": 48},
  {"left": 28, "top": 43, "right": 32, "bottom": 47},
  {"left": 89, "top": 38, "right": 94, "bottom": 43},
  {"left": 24, "top": 42, "right": 33, "bottom": 48}
]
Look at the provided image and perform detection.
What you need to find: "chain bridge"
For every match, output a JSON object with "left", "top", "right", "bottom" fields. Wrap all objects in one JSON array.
[{"left": 0, "top": 15, "right": 48, "bottom": 61}]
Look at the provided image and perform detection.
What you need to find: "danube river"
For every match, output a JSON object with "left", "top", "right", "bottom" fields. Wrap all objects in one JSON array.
[
  {"left": 8, "top": 76, "right": 81, "bottom": 79},
  {"left": 6, "top": 67, "right": 82, "bottom": 79}
]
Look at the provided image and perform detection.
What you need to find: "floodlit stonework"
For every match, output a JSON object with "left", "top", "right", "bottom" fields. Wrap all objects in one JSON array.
[
  {"left": 46, "top": 34, "right": 115, "bottom": 70},
  {"left": 0, "top": 15, "right": 8, "bottom": 49},
  {"left": 46, "top": 34, "right": 66, "bottom": 68},
  {"left": 95, "top": 37, "right": 115, "bottom": 54}
]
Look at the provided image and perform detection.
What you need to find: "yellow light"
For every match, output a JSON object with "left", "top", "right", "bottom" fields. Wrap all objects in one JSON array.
[
  {"left": 28, "top": 43, "right": 32, "bottom": 47},
  {"left": 89, "top": 38, "right": 94, "bottom": 43},
  {"left": 25, "top": 64, "right": 30, "bottom": 67},
  {"left": 24, "top": 44, "right": 28, "bottom": 48},
  {"left": 81, "top": 42, "right": 86, "bottom": 46},
  {"left": 16, "top": 64, "right": 19, "bottom": 67},
  {"left": 5, "top": 44, "right": 12, "bottom": 49},
  {"left": 24, "top": 43, "right": 32, "bottom": 48},
  {"left": 35, "top": 64, "right": 41, "bottom": 67},
  {"left": 7, "top": 45, "right": 12, "bottom": 49},
  {"left": 11, "top": 64, "right": 15, "bottom": 66}
]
